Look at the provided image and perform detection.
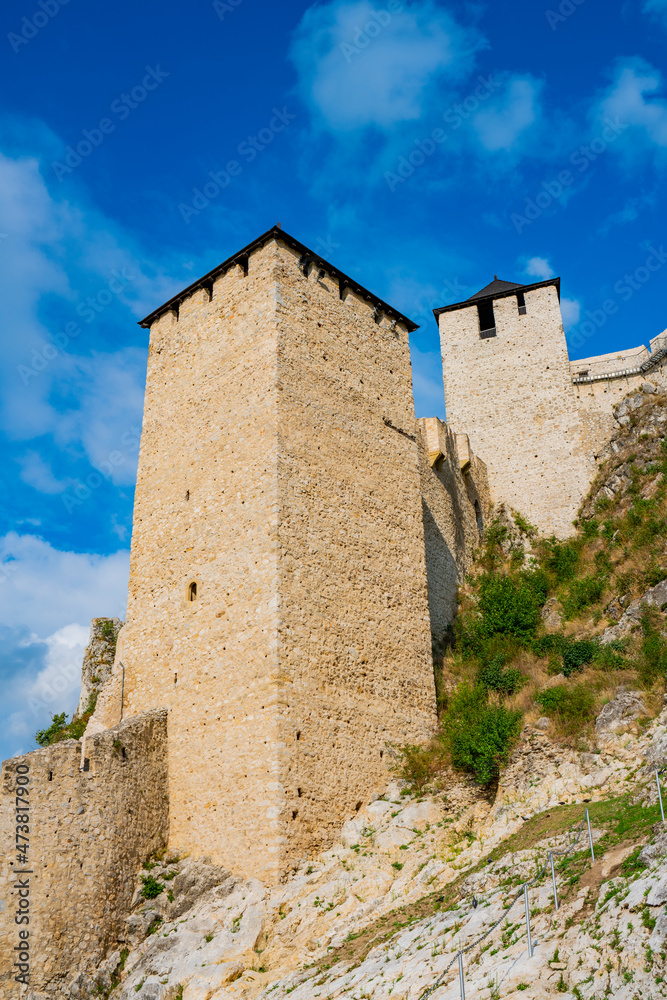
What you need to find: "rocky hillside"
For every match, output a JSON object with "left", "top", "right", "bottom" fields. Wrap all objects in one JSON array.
[{"left": 65, "top": 383, "right": 667, "bottom": 1000}]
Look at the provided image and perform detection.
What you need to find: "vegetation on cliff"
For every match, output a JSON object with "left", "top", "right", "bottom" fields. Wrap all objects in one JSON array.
[{"left": 396, "top": 386, "right": 667, "bottom": 792}]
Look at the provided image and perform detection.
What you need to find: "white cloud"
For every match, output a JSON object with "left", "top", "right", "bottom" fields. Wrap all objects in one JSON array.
[
  {"left": 524, "top": 256, "right": 555, "bottom": 280},
  {"left": 290, "top": 0, "right": 483, "bottom": 131},
  {"left": 0, "top": 141, "right": 174, "bottom": 478},
  {"left": 644, "top": 0, "right": 667, "bottom": 26},
  {"left": 560, "top": 297, "right": 581, "bottom": 329},
  {"left": 596, "top": 58, "right": 667, "bottom": 153},
  {"left": 0, "top": 532, "right": 129, "bottom": 636},
  {"left": 0, "top": 535, "right": 129, "bottom": 758},
  {"left": 473, "top": 76, "right": 543, "bottom": 152},
  {"left": 17, "top": 451, "right": 68, "bottom": 494}
]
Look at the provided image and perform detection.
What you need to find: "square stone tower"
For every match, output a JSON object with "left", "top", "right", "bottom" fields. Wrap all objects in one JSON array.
[
  {"left": 435, "top": 277, "right": 593, "bottom": 537},
  {"left": 93, "top": 227, "right": 437, "bottom": 881}
]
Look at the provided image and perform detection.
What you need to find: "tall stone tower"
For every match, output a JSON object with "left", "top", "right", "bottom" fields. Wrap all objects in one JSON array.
[
  {"left": 92, "top": 227, "right": 437, "bottom": 881},
  {"left": 435, "top": 276, "right": 591, "bottom": 537}
]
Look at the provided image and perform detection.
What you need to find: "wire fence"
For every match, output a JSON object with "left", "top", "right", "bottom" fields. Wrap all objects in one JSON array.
[{"left": 417, "top": 764, "right": 667, "bottom": 1000}]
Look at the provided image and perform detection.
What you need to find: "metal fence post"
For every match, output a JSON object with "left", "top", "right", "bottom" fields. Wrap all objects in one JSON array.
[
  {"left": 656, "top": 769, "right": 665, "bottom": 823},
  {"left": 585, "top": 808, "right": 595, "bottom": 863},
  {"left": 549, "top": 852, "right": 558, "bottom": 911},
  {"left": 524, "top": 884, "right": 533, "bottom": 957},
  {"left": 458, "top": 951, "right": 465, "bottom": 1000}
]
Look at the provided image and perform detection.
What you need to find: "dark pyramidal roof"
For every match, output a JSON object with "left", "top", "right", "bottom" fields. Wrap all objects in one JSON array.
[{"left": 467, "top": 276, "right": 523, "bottom": 301}]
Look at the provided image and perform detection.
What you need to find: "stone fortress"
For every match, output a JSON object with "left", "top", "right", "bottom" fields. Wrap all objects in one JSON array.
[{"left": 1, "top": 225, "right": 666, "bottom": 995}]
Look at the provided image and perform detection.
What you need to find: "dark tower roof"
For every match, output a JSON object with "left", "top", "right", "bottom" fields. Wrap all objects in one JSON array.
[
  {"left": 467, "top": 276, "right": 524, "bottom": 301},
  {"left": 433, "top": 275, "right": 560, "bottom": 320},
  {"left": 138, "top": 225, "right": 418, "bottom": 331}
]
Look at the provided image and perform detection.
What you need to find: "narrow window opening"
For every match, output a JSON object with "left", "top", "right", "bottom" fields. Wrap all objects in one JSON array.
[
  {"left": 297, "top": 788, "right": 302, "bottom": 797},
  {"left": 122, "top": 747, "right": 127, "bottom": 759},
  {"left": 237, "top": 253, "right": 249, "bottom": 276},
  {"left": 517, "top": 290, "right": 527, "bottom": 315},
  {"left": 48, "top": 770, "right": 53, "bottom": 781},
  {"left": 475, "top": 499, "right": 484, "bottom": 537},
  {"left": 296, "top": 731, "right": 301, "bottom": 741},
  {"left": 171, "top": 302, "right": 180, "bottom": 321},
  {"left": 83, "top": 758, "right": 90, "bottom": 772},
  {"left": 185, "top": 489, "right": 190, "bottom": 501},
  {"left": 355, "top": 801, "right": 362, "bottom": 812},
  {"left": 477, "top": 300, "right": 496, "bottom": 338},
  {"left": 317, "top": 268, "right": 326, "bottom": 280},
  {"left": 379, "top": 750, "right": 384, "bottom": 759},
  {"left": 203, "top": 282, "right": 213, "bottom": 302},
  {"left": 292, "top": 809, "right": 298, "bottom": 820},
  {"left": 188, "top": 581, "right": 198, "bottom": 602},
  {"left": 174, "top": 671, "right": 178, "bottom": 685}
]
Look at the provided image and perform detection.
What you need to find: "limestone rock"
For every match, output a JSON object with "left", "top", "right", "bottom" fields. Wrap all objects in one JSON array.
[
  {"left": 75, "top": 617, "right": 123, "bottom": 720},
  {"left": 639, "top": 822, "right": 667, "bottom": 866},
  {"left": 595, "top": 688, "right": 645, "bottom": 735}
]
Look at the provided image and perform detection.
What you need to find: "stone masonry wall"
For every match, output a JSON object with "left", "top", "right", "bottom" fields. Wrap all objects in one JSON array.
[
  {"left": 417, "top": 417, "right": 490, "bottom": 648},
  {"left": 0, "top": 710, "right": 167, "bottom": 998},
  {"left": 271, "top": 242, "right": 437, "bottom": 864},
  {"left": 573, "top": 354, "right": 667, "bottom": 462},
  {"left": 439, "top": 285, "right": 593, "bottom": 537},
  {"left": 91, "top": 235, "right": 437, "bottom": 882}
]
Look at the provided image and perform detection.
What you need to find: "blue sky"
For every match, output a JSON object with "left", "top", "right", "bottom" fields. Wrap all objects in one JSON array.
[{"left": 1, "top": 0, "right": 666, "bottom": 760}]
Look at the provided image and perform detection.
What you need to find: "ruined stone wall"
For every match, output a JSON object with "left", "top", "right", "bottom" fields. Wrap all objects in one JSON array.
[
  {"left": 91, "top": 236, "right": 437, "bottom": 881},
  {"left": 0, "top": 710, "right": 167, "bottom": 997},
  {"left": 417, "top": 417, "right": 490, "bottom": 648},
  {"left": 439, "top": 286, "right": 593, "bottom": 537}
]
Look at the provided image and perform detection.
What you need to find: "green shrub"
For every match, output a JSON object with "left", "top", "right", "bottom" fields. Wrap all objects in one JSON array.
[
  {"left": 561, "top": 639, "right": 597, "bottom": 677},
  {"left": 541, "top": 537, "right": 579, "bottom": 582},
  {"left": 478, "top": 656, "right": 525, "bottom": 696},
  {"left": 35, "top": 712, "right": 69, "bottom": 747},
  {"left": 439, "top": 683, "right": 522, "bottom": 785},
  {"left": 562, "top": 574, "right": 606, "bottom": 620},
  {"left": 391, "top": 743, "right": 440, "bottom": 794},
  {"left": 534, "top": 684, "right": 596, "bottom": 735},
  {"left": 140, "top": 874, "right": 164, "bottom": 899},
  {"left": 461, "top": 571, "right": 547, "bottom": 652},
  {"left": 593, "top": 640, "right": 626, "bottom": 671},
  {"left": 638, "top": 607, "right": 667, "bottom": 685}
]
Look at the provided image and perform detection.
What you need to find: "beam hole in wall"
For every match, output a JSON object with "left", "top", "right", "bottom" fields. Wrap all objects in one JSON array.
[
  {"left": 185, "top": 490, "right": 190, "bottom": 501},
  {"left": 188, "top": 581, "right": 198, "bottom": 602},
  {"left": 355, "top": 801, "right": 362, "bottom": 812},
  {"left": 477, "top": 300, "right": 496, "bottom": 338},
  {"left": 292, "top": 810, "right": 298, "bottom": 820},
  {"left": 174, "top": 672, "right": 178, "bottom": 685}
]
